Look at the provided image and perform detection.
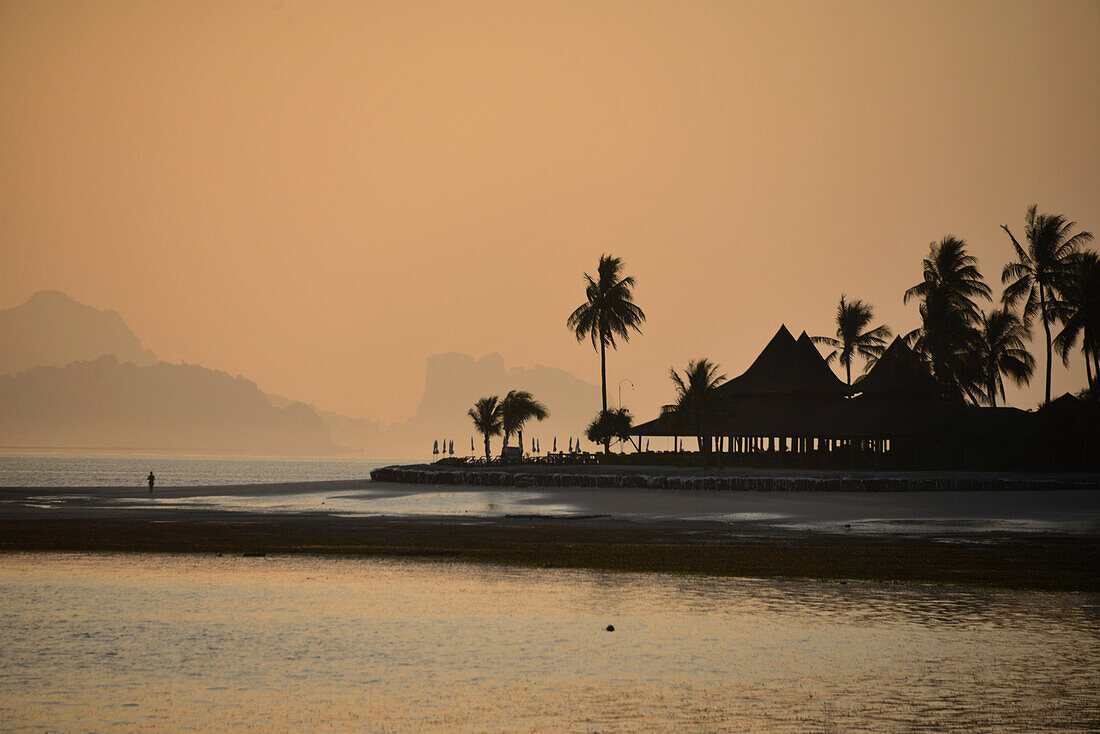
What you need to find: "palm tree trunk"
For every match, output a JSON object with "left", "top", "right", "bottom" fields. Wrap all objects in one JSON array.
[
  {"left": 599, "top": 336, "right": 609, "bottom": 453},
  {"left": 518, "top": 429, "right": 524, "bottom": 460},
  {"left": 1040, "top": 282, "right": 1052, "bottom": 405},
  {"left": 484, "top": 435, "right": 490, "bottom": 461},
  {"left": 845, "top": 360, "right": 851, "bottom": 387}
]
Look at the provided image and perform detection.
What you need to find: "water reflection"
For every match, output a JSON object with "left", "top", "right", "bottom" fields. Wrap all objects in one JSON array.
[
  {"left": 106, "top": 488, "right": 584, "bottom": 517},
  {"left": 2, "top": 553, "right": 1098, "bottom": 731}
]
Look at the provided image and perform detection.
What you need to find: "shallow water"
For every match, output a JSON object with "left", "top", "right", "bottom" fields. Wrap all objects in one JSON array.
[
  {"left": 1, "top": 553, "right": 1097, "bottom": 732},
  {"left": 0, "top": 452, "right": 403, "bottom": 487}
]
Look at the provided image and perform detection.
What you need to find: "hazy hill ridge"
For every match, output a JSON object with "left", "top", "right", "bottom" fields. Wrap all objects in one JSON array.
[
  {"left": 271, "top": 353, "right": 601, "bottom": 456},
  {"left": 0, "top": 290, "right": 156, "bottom": 376},
  {"left": 0, "top": 356, "right": 338, "bottom": 454},
  {"left": 408, "top": 352, "right": 599, "bottom": 437},
  {"left": 0, "top": 291, "right": 599, "bottom": 456}
]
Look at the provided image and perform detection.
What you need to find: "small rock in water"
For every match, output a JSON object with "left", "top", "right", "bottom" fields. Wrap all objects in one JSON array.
[{"left": 605, "top": 625, "right": 615, "bottom": 632}]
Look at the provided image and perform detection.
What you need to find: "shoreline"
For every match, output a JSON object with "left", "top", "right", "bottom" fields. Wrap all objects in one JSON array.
[{"left": 373, "top": 463, "right": 1100, "bottom": 492}]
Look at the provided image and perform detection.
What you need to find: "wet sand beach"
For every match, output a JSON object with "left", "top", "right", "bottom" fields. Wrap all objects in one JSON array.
[{"left": 2, "top": 477, "right": 1097, "bottom": 591}]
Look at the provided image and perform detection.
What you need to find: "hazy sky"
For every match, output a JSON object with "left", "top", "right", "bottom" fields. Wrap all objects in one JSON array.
[{"left": 3, "top": 0, "right": 1098, "bottom": 422}]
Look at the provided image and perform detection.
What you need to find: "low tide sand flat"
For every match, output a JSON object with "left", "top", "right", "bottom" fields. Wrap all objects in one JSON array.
[{"left": 2, "top": 474, "right": 1097, "bottom": 592}]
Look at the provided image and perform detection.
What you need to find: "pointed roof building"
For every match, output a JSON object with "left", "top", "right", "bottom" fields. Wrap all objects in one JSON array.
[
  {"left": 715, "top": 326, "right": 847, "bottom": 398},
  {"left": 851, "top": 337, "right": 939, "bottom": 397}
]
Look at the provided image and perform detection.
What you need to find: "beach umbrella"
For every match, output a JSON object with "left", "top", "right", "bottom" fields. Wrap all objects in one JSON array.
[
  {"left": 471, "top": 437, "right": 475, "bottom": 452},
  {"left": 646, "top": 439, "right": 650, "bottom": 452},
  {"left": 568, "top": 437, "right": 573, "bottom": 452},
  {"left": 433, "top": 440, "right": 439, "bottom": 455},
  {"left": 553, "top": 437, "right": 557, "bottom": 452},
  {"left": 449, "top": 440, "right": 454, "bottom": 455}
]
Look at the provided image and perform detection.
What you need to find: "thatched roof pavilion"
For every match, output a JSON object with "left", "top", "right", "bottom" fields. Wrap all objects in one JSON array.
[
  {"left": 632, "top": 326, "right": 951, "bottom": 459},
  {"left": 630, "top": 328, "right": 1095, "bottom": 471}
]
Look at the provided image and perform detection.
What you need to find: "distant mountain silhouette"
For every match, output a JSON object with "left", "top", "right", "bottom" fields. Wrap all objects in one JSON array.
[
  {"left": 408, "top": 352, "right": 599, "bottom": 434},
  {"left": 0, "top": 291, "right": 157, "bottom": 376},
  {"left": 0, "top": 291, "right": 599, "bottom": 457},
  {"left": 294, "top": 353, "right": 602, "bottom": 457},
  {"left": 266, "top": 353, "right": 601, "bottom": 457},
  {"left": 0, "top": 356, "right": 338, "bottom": 454}
]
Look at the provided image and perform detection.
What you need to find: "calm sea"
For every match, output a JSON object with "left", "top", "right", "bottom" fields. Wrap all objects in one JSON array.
[
  {"left": 0, "top": 452, "right": 412, "bottom": 487},
  {"left": 1, "top": 553, "right": 1097, "bottom": 732}
]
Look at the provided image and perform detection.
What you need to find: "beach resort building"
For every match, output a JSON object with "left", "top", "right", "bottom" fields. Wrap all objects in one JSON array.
[{"left": 631, "top": 325, "right": 1096, "bottom": 471}]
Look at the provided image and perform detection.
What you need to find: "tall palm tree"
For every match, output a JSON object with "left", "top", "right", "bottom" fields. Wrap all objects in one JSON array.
[
  {"left": 500, "top": 390, "right": 549, "bottom": 459},
  {"left": 567, "top": 254, "right": 646, "bottom": 452},
  {"left": 467, "top": 396, "right": 502, "bottom": 461},
  {"left": 1002, "top": 205, "right": 1094, "bottom": 404},
  {"left": 1053, "top": 250, "right": 1100, "bottom": 392},
  {"left": 812, "top": 295, "right": 892, "bottom": 386},
  {"left": 903, "top": 236, "right": 991, "bottom": 403},
  {"left": 976, "top": 308, "right": 1035, "bottom": 407},
  {"left": 664, "top": 358, "right": 727, "bottom": 467}
]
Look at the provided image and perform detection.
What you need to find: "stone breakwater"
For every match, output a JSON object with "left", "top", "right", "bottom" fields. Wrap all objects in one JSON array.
[{"left": 369, "top": 466, "right": 1099, "bottom": 492}]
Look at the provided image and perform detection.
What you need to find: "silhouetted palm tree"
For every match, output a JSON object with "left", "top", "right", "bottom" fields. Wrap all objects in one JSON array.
[
  {"left": 1002, "top": 205, "right": 1094, "bottom": 404},
  {"left": 1053, "top": 250, "right": 1100, "bottom": 393},
  {"left": 665, "top": 358, "right": 727, "bottom": 467},
  {"left": 904, "top": 236, "right": 991, "bottom": 403},
  {"left": 567, "top": 254, "right": 646, "bottom": 452},
  {"left": 976, "top": 309, "right": 1034, "bottom": 407},
  {"left": 812, "top": 295, "right": 892, "bottom": 386},
  {"left": 467, "top": 396, "right": 502, "bottom": 461},
  {"left": 500, "top": 390, "right": 549, "bottom": 459}
]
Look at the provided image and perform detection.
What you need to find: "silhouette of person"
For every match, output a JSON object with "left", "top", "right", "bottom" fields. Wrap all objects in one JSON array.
[{"left": 147, "top": 471, "right": 155, "bottom": 494}]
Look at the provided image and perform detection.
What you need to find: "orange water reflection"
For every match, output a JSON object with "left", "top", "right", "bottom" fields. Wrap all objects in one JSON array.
[{"left": 1, "top": 553, "right": 1097, "bottom": 732}]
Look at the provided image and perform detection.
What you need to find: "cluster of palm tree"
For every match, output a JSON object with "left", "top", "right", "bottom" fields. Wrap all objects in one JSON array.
[
  {"left": 550, "top": 207, "right": 1093, "bottom": 462},
  {"left": 1002, "top": 206, "right": 1096, "bottom": 403},
  {"left": 467, "top": 390, "right": 548, "bottom": 461},
  {"left": 818, "top": 205, "right": 1093, "bottom": 406}
]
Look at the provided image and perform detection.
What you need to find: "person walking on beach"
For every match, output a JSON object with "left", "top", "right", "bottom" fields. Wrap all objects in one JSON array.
[{"left": 147, "top": 471, "right": 155, "bottom": 494}]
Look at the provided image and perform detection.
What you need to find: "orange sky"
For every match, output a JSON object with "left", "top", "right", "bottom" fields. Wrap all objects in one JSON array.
[{"left": 2, "top": 0, "right": 1098, "bottom": 422}]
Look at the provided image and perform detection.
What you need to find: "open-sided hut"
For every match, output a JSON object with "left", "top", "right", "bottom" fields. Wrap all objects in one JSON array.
[
  {"left": 632, "top": 328, "right": 1095, "bottom": 470},
  {"left": 633, "top": 328, "right": 969, "bottom": 466},
  {"left": 633, "top": 325, "right": 850, "bottom": 457}
]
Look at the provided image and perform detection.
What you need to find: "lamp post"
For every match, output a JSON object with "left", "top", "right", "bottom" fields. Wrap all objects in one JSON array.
[{"left": 617, "top": 379, "right": 634, "bottom": 409}]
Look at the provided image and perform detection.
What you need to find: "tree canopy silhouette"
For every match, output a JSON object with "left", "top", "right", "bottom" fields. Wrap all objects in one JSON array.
[
  {"left": 976, "top": 308, "right": 1034, "bottom": 407},
  {"left": 500, "top": 389, "right": 549, "bottom": 459},
  {"left": 467, "top": 396, "right": 502, "bottom": 461},
  {"left": 566, "top": 254, "right": 645, "bottom": 452},
  {"left": 1002, "top": 205, "right": 1094, "bottom": 404},
  {"left": 1054, "top": 250, "right": 1100, "bottom": 393},
  {"left": 904, "top": 236, "right": 991, "bottom": 403},
  {"left": 812, "top": 295, "right": 892, "bottom": 386},
  {"left": 585, "top": 407, "right": 634, "bottom": 452},
  {"left": 664, "top": 358, "right": 726, "bottom": 467}
]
